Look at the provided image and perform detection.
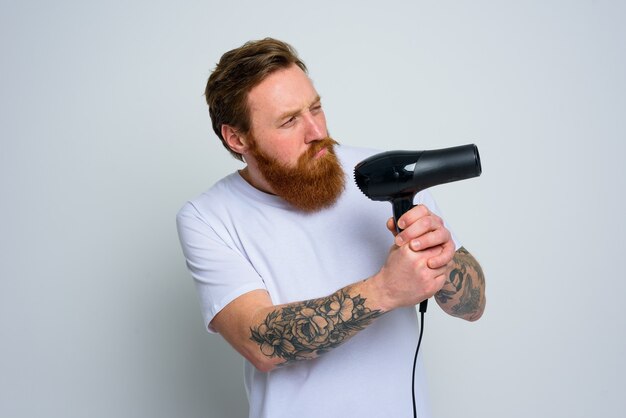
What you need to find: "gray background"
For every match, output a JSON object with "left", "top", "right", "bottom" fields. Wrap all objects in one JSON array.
[{"left": 2, "top": 0, "right": 625, "bottom": 417}]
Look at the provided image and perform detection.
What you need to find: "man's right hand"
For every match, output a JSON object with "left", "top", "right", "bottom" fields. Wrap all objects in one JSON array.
[
  {"left": 368, "top": 204, "right": 454, "bottom": 311},
  {"left": 369, "top": 244, "right": 448, "bottom": 311}
]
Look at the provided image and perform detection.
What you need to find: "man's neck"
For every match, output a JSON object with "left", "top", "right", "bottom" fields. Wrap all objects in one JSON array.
[{"left": 238, "top": 166, "right": 276, "bottom": 196}]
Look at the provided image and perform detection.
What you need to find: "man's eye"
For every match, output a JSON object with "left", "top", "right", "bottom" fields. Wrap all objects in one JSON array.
[{"left": 281, "top": 116, "right": 296, "bottom": 127}]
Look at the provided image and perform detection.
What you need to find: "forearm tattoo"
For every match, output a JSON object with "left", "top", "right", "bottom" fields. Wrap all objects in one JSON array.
[
  {"left": 435, "top": 247, "right": 485, "bottom": 318},
  {"left": 250, "top": 287, "right": 383, "bottom": 364}
]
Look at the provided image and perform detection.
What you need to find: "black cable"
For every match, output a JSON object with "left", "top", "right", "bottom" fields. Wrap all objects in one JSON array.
[{"left": 412, "top": 305, "right": 426, "bottom": 418}]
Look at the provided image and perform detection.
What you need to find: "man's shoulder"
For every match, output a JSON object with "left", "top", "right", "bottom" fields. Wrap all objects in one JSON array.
[{"left": 177, "top": 172, "right": 241, "bottom": 220}]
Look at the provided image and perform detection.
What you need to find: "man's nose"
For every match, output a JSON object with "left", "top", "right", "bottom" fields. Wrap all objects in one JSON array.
[{"left": 303, "top": 112, "right": 326, "bottom": 143}]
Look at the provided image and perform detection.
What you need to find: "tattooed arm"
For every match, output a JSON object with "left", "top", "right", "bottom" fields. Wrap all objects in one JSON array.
[
  {"left": 250, "top": 285, "right": 383, "bottom": 367},
  {"left": 210, "top": 283, "right": 386, "bottom": 372},
  {"left": 435, "top": 247, "right": 486, "bottom": 321}
]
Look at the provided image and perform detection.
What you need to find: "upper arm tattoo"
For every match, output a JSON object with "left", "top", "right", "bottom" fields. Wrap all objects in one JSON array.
[{"left": 250, "top": 287, "right": 383, "bottom": 364}]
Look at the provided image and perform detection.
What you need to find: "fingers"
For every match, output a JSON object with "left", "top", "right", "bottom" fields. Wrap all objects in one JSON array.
[
  {"left": 396, "top": 204, "right": 430, "bottom": 230},
  {"left": 427, "top": 240, "right": 456, "bottom": 269},
  {"left": 387, "top": 206, "right": 454, "bottom": 281},
  {"left": 431, "top": 271, "right": 449, "bottom": 295},
  {"left": 394, "top": 207, "right": 449, "bottom": 249},
  {"left": 416, "top": 255, "right": 449, "bottom": 298},
  {"left": 406, "top": 227, "right": 450, "bottom": 252}
]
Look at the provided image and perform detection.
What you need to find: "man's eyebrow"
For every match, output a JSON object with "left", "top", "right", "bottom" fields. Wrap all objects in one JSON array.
[
  {"left": 311, "top": 95, "right": 322, "bottom": 106},
  {"left": 276, "top": 95, "right": 322, "bottom": 122}
]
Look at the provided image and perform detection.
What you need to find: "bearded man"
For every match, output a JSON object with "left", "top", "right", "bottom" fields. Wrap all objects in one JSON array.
[{"left": 176, "top": 38, "right": 486, "bottom": 418}]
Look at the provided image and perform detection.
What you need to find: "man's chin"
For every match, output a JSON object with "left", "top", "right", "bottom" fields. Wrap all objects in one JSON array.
[{"left": 271, "top": 161, "right": 345, "bottom": 213}]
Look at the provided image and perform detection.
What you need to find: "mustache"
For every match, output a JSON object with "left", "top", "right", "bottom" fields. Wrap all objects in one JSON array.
[{"left": 302, "top": 137, "right": 339, "bottom": 160}]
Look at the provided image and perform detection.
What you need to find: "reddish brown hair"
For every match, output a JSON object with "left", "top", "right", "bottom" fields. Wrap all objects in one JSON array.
[{"left": 205, "top": 38, "right": 307, "bottom": 161}]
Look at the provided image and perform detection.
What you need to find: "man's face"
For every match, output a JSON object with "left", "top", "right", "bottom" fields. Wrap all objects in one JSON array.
[
  {"left": 245, "top": 64, "right": 328, "bottom": 167},
  {"left": 242, "top": 64, "right": 345, "bottom": 212}
]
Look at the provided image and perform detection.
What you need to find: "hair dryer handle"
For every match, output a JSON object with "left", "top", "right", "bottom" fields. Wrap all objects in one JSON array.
[
  {"left": 392, "top": 197, "right": 414, "bottom": 234},
  {"left": 392, "top": 197, "right": 429, "bottom": 314}
]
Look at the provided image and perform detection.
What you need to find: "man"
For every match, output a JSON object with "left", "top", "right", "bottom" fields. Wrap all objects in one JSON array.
[{"left": 177, "top": 38, "right": 485, "bottom": 418}]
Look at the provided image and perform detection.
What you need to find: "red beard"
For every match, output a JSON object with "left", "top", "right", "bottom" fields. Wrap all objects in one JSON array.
[{"left": 248, "top": 137, "right": 346, "bottom": 212}]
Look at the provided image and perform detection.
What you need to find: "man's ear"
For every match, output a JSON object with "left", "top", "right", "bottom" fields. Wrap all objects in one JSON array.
[{"left": 222, "top": 124, "right": 249, "bottom": 155}]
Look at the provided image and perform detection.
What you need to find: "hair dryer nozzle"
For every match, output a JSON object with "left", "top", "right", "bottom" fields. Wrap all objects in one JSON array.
[{"left": 415, "top": 144, "right": 481, "bottom": 190}]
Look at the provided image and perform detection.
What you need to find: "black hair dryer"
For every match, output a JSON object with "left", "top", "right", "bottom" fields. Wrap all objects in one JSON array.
[{"left": 354, "top": 144, "right": 482, "bottom": 311}]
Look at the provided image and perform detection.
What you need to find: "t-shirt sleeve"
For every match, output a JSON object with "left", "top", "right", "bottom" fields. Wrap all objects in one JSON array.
[
  {"left": 415, "top": 189, "right": 462, "bottom": 251},
  {"left": 176, "top": 201, "right": 267, "bottom": 333}
]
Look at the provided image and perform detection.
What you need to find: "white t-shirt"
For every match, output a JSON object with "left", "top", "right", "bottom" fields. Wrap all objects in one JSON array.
[{"left": 177, "top": 145, "right": 460, "bottom": 418}]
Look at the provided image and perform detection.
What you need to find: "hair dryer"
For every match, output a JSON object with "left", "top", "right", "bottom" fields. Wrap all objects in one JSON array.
[{"left": 354, "top": 144, "right": 482, "bottom": 312}]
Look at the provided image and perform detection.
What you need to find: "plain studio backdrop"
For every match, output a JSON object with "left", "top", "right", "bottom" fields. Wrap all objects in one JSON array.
[{"left": 1, "top": 1, "right": 625, "bottom": 417}]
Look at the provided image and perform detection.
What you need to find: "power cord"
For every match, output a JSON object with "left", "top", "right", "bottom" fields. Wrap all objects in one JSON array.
[{"left": 412, "top": 300, "right": 427, "bottom": 418}]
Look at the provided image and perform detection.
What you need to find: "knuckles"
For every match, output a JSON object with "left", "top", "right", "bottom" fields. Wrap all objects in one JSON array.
[{"left": 400, "top": 210, "right": 444, "bottom": 236}]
